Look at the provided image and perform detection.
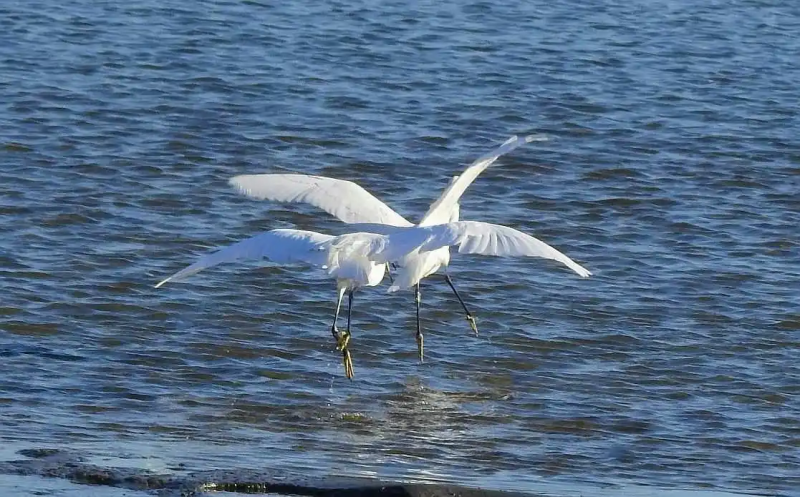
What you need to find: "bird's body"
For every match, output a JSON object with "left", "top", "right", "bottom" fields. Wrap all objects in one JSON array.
[{"left": 387, "top": 245, "right": 449, "bottom": 293}]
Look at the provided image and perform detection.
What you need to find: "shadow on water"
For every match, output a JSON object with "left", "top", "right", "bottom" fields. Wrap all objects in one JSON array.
[{"left": 1, "top": 448, "right": 531, "bottom": 497}]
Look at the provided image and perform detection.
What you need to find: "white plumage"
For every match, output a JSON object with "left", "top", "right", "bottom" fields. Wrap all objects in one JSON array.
[
  {"left": 360, "top": 221, "right": 591, "bottom": 292},
  {"left": 155, "top": 228, "right": 436, "bottom": 292},
  {"left": 230, "top": 174, "right": 413, "bottom": 227},
  {"left": 155, "top": 229, "right": 332, "bottom": 288},
  {"left": 155, "top": 221, "right": 589, "bottom": 293}
]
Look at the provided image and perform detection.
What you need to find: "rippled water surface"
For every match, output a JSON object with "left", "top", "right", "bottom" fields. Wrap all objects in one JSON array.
[{"left": 1, "top": 0, "right": 798, "bottom": 495}]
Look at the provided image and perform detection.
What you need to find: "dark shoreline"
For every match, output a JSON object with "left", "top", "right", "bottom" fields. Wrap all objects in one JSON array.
[{"left": 1, "top": 448, "right": 536, "bottom": 497}]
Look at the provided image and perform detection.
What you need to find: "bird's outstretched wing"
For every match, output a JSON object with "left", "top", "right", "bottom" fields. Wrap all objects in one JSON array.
[
  {"left": 229, "top": 174, "right": 413, "bottom": 227},
  {"left": 422, "top": 221, "right": 590, "bottom": 277},
  {"left": 365, "top": 221, "right": 590, "bottom": 291},
  {"left": 419, "top": 134, "right": 548, "bottom": 226},
  {"left": 154, "top": 229, "right": 334, "bottom": 288}
]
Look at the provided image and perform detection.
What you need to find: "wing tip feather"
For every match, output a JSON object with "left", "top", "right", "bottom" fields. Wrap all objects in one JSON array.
[
  {"left": 573, "top": 264, "right": 592, "bottom": 278},
  {"left": 228, "top": 175, "right": 249, "bottom": 194}
]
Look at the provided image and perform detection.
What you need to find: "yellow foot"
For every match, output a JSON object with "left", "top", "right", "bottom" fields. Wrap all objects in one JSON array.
[
  {"left": 416, "top": 332, "right": 424, "bottom": 363},
  {"left": 336, "top": 330, "right": 351, "bottom": 351},
  {"left": 342, "top": 347, "right": 354, "bottom": 379},
  {"left": 467, "top": 315, "right": 478, "bottom": 336}
]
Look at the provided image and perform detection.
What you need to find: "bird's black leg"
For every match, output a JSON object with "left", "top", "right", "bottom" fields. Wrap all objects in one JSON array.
[
  {"left": 444, "top": 273, "right": 478, "bottom": 335},
  {"left": 331, "top": 287, "right": 346, "bottom": 346},
  {"left": 336, "top": 290, "right": 354, "bottom": 379},
  {"left": 347, "top": 290, "right": 353, "bottom": 335},
  {"left": 385, "top": 263, "right": 394, "bottom": 285},
  {"left": 415, "top": 283, "right": 424, "bottom": 362}
]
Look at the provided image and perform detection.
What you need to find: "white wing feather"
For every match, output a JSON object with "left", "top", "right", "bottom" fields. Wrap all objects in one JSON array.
[
  {"left": 418, "top": 221, "right": 591, "bottom": 277},
  {"left": 229, "top": 174, "right": 413, "bottom": 227},
  {"left": 154, "top": 229, "right": 334, "bottom": 288},
  {"left": 351, "top": 220, "right": 590, "bottom": 278},
  {"left": 371, "top": 221, "right": 590, "bottom": 291},
  {"left": 419, "top": 134, "right": 548, "bottom": 226}
]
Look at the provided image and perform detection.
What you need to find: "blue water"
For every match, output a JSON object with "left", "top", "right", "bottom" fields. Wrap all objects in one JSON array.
[{"left": 1, "top": 0, "right": 798, "bottom": 495}]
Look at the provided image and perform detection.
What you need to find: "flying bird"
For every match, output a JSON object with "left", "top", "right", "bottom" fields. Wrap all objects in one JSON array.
[{"left": 156, "top": 228, "right": 425, "bottom": 378}]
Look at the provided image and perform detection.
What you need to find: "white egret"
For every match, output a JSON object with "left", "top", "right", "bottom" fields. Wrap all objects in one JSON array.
[
  {"left": 230, "top": 135, "right": 590, "bottom": 360},
  {"left": 155, "top": 221, "right": 590, "bottom": 378},
  {"left": 156, "top": 228, "right": 424, "bottom": 378}
]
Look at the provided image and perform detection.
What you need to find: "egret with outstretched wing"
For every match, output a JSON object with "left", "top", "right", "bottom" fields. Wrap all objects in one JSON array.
[{"left": 155, "top": 228, "right": 429, "bottom": 379}]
